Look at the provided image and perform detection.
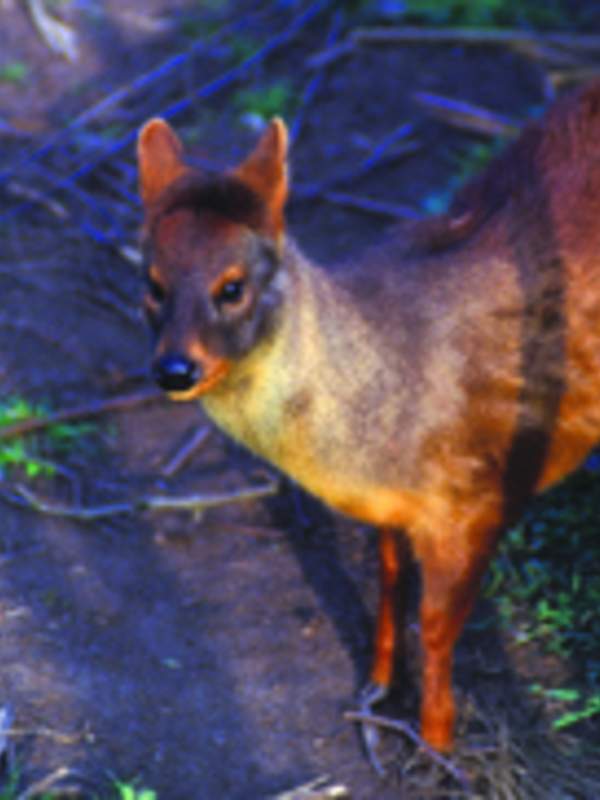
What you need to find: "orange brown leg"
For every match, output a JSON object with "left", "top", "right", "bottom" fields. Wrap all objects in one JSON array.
[
  {"left": 418, "top": 519, "right": 501, "bottom": 751},
  {"left": 371, "top": 527, "right": 409, "bottom": 688},
  {"left": 359, "top": 527, "right": 409, "bottom": 771}
]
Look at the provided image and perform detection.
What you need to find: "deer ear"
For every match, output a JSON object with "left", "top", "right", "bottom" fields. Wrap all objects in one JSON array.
[
  {"left": 137, "top": 118, "right": 187, "bottom": 206},
  {"left": 234, "top": 117, "right": 288, "bottom": 239}
]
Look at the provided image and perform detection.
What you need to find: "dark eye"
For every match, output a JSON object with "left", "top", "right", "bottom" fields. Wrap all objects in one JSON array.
[
  {"left": 148, "top": 277, "right": 166, "bottom": 303},
  {"left": 215, "top": 279, "right": 245, "bottom": 307}
]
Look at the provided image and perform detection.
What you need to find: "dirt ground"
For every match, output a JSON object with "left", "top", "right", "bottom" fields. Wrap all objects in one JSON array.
[{"left": 0, "top": 1, "right": 599, "bottom": 798}]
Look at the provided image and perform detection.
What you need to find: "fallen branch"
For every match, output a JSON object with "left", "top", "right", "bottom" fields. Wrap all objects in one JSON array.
[
  {"left": 344, "top": 710, "right": 470, "bottom": 789},
  {"left": 7, "top": 724, "right": 85, "bottom": 745},
  {"left": 25, "top": 0, "right": 79, "bottom": 62},
  {"left": 160, "top": 426, "right": 212, "bottom": 477},
  {"left": 2, "top": 0, "right": 329, "bottom": 201},
  {"left": 547, "top": 66, "right": 600, "bottom": 91},
  {"left": 6, "top": 180, "right": 69, "bottom": 219},
  {"left": 17, "top": 766, "right": 80, "bottom": 800},
  {"left": 271, "top": 775, "right": 350, "bottom": 800},
  {"left": 352, "top": 26, "right": 600, "bottom": 52},
  {"left": 307, "top": 41, "right": 354, "bottom": 70},
  {"left": 0, "top": 1, "right": 330, "bottom": 259},
  {"left": 291, "top": 9, "right": 343, "bottom": 143},
  {"left": 308, "top": 26, "right": 600, "bottom": 69},
  {"left": 6, "top": 178, "right": 141, "bottom": 266},
  {"left": 362, "top": 121, "right": 416, "bottom": 168},
  {"left": 0, "top": 387, "right": 162, "bottom": 441},
  {"left": 1, "top": 480, "right": 279, "bottom": 521},
  {"left": 413, "top": 91, "right": 521, "bottom": 138},
  {"left": 295, "top": 141, "right": 420, "bottom": 203},
  {"left": 0, "top": 4, "right": 290, "bottom": 185}
]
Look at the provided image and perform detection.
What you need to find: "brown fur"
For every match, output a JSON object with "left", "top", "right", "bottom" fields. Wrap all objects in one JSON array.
[
  {"left": 144, "top": 172, "right": 266, "bottom": 238},
  {"left": 137, "top": 83, "right": 600, "bottom": 753}
]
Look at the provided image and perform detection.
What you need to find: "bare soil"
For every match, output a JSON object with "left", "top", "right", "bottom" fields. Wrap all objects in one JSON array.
[{"left": 0, "top": 2, "right": 599, "bottom": 798}]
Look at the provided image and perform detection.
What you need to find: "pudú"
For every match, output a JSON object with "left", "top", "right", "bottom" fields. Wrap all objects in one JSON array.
[{"left": 137, "top": 81, "right": 600, "bottom": 758}]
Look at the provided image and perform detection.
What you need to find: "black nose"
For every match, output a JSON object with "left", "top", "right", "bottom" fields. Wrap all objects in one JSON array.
[{"left": 152, "top": 354, "right": 201, "bottom": 392}]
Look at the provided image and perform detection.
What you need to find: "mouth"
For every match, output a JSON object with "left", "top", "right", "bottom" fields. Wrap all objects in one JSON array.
[{"left": 165, "top": 360, "right": 231, "bottom": 401}]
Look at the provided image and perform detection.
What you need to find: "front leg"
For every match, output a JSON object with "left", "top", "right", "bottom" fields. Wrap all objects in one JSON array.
[{"left": 359, "top": 527, "right": 409, "bottom": 771}]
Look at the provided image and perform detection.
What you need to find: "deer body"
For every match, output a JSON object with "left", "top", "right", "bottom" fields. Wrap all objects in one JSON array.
[
  {"left": 205, "top": 243, "right": 424, "bottom": 526},
  {"left": 202, "top": 237, "right": 503, "bottom": 523},
  {"left": 137, "top": 82, "right": 600, "bottom": 756}
]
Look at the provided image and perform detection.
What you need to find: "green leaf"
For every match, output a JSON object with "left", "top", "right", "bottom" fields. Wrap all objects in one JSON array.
[
  {"left": 0, "top": 61, "right": 28, "bottom": 84},
  {"left": 113, "top": 780, "right": 158, "bottom": 800},
  {"left": 545, "top": 687, "right": 580, "bottom": 703},
  {"left": 234, "top": 82, "right": 294, "bottom": 120},
  {"left": 553, "top": 694, "right": 600, "bottom": 729}
]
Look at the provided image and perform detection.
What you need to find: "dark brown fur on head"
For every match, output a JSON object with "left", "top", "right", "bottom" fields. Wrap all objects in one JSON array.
[{"left": 144, "top": 171, "right": 267, "bottom": 242}]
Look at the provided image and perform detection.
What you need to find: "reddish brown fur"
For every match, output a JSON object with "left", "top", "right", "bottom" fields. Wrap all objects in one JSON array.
[{"left": 137, "top": 84, "right": 600, "bottom": 755}]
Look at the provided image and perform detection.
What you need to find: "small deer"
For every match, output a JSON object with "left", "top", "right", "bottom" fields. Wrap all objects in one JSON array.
[{"left": 137, "top": 81, "right": 600, "bottom": 760}]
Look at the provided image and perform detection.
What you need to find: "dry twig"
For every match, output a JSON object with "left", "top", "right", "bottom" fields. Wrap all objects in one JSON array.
[
  {"left": 309, "top": 26, "right": 600, "bottom": 69},
  {"left": 160, "top": 426, "right": 212, "bottom": 478},
  {"left": 413, "top": 91, "right": 521, "bottom": 138},
  {"left": 344, "top": 710, "right": 470, "bottom": 790},
  {"left": 291, "top": 9, "right": 343, "bottom": 143},
  {"left": 351, "top": 26, "right": 600, "bottom": 52},
  {"left": 25, "top": 0, "right": 79, "bottom": 62},
  {"left": 1, "top": 480, "right": 279, "bottom": 521},
  {"left": 6, "top": 180, "right": 141, "bottom": 266},
  {"left": 17, "top": 766, "right": 79, "bottom": 800},
  {"left": 6, "top": 180, "right": 69, "bottom": 219},
  {"left": 7, "top": 724, "right": 85, "bottom": 745},
  {"left": 547, "top": 66, "right": 600, "bottom": 91},
  {"left": 0, "top": 387, "right": 162, "bottom": 442},
  {"left": 295, "top": 141, "right": 420, "bottom": 204},
  {"left": 272, "top": 775, "right": 350, "bottom": 800}
]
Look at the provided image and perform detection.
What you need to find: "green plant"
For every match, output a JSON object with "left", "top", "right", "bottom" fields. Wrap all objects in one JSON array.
[
  {"left": 0, "top": 62, "right": 28, "bottom": 85},
  {"left": 233, "top": 82, "right": 295, "bottom": 121},
  {"left": 530, "top": 685, "right": 600, "bottom": 731},
  {"left": 178, "top": 15, "right": 222, "bottom": 39},
  {"left": 485, "top": 466, "right": 600, "bottom": 735},
  {"left": 111, "top": 779, "right": 157, "bottom": 800},
  {"left": 0, "top": 396, "right": 96, "bottom": 478},
  {"left": 487, "top": 481, "right": 600, "bottom": 658},
  {"left": 228, "top": 34, "right": 260, "bottom": 65},
  {"left": 0, "top": 765, "right": 20, "bottom": 800},
  {"left": 0, "top": 767, "right": 157, "bottom": 799},
  {"left": 554, "top": 692, "right": 600, "bottom": 730}
]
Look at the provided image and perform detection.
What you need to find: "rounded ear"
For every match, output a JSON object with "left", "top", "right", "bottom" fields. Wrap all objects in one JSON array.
[
  {"left": 137, "top": 118, "right": 187, "bottom": 207},
  {"left": 234, "top": 117, "right": 289, "bottom": 239}
]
